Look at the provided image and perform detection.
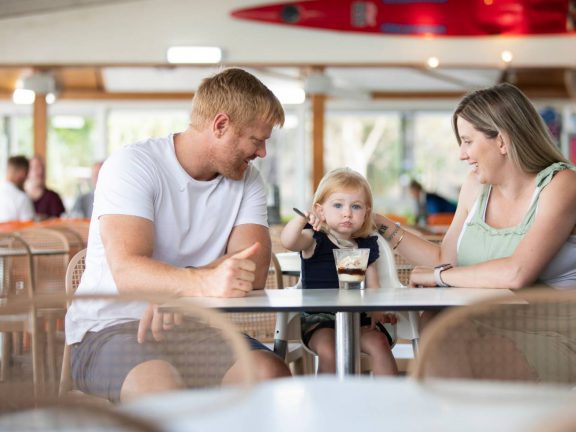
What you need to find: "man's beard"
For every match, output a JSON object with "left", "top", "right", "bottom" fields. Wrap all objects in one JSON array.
[{"left": 215, "top": 153, "right": 248, "bottom": 181}]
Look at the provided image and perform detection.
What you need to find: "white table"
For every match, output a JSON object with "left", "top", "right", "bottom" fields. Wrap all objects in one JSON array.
[
  {"left": 125, "top": 376, "right": 576, "bottom": 432},
  {"left": 166, "top": 287, "right": 519, "bottom": 377}
]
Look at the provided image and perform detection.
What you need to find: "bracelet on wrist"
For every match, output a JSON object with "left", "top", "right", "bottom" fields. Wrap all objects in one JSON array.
[
  {"left": 392, "top": 230, "right": 405, "bottom": 250},
  {"left": 433, "top": 263, "right": 453, "bottom": 287}
]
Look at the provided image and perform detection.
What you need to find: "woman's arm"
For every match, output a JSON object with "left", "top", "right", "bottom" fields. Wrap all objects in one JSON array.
[
  {"left": 412, "top": 169, "right": 576, "bottom": 289},
  {"left": 375, "top": 172, "right": 479, "bottom": 268}
]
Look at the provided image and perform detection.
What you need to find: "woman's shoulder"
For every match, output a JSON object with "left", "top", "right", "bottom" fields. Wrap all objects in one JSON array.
[
  {"left": 540, "top": 167, "right": 576, "bottom": 200},
  {"left": 458, "top": 171, "right": 482, "bottom": 209}
]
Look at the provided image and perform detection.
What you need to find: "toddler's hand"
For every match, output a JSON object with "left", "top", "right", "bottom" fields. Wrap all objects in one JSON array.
[
  {"left": 301, "top": 210, "right": 324, "bottom": 233},
  {"left": 369, "top": 311, "right": 398, "bottom": 329}
]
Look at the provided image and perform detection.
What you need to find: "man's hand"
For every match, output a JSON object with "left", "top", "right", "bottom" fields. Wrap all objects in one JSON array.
[
  {"left": 409, "top": 266, "right": 436, "bottom": 288},
  {"left": 201, "top": 242, "right": 261, "bottom": 298},
  {"left": 137, "top": 303, "right": 183, "bottom": 343}
]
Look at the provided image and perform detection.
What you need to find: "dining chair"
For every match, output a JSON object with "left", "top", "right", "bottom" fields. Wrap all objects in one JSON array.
[
  {"left": 0, "top": 233, "right": 45, "bottom": 392},
  {"left": 44, "top": 225, "right": 86, "bottom": 257},
  {"left": 51, "top": 220, "right": 90, "bottom": 245},
  {"left": 60, "top": 253, "right": 257, "bottom": 403},
  {"left": 374, "top": 234, "right": 420, "bottom": 357},
  {"left": 59, "top": 248, "right": 87, "bottom": 397},
  {"left": 0, "top": 398, "right": 162, "bottom": 432},
  {"left": 410, "top": 289, "right": 576, "bottom": 384},
  {"left": 276, "top": 233, "right": 420, "bottom": 374},
  {"left": 16, "top": 227, "right": 71, "bottom": 384}
]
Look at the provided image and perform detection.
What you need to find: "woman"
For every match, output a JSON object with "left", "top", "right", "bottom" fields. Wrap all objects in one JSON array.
[{"left": 375, "top": 83, "right": 576, "bottom": 290}]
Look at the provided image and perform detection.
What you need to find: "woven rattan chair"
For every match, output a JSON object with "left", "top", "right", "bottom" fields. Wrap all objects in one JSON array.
[
  {"left": 411, "top": 289, "right": 576, "bottom": 384},
  {"left": 0, "top": 233, "right": 46, "bottom": 392},
  {"left": 60, "top": 252, "right": 256, "bottom": 403},
  {"left": 16, "top": 227, "right": 71, "bottom": 383},
  {"left": 44, "top": 225, "right": 86, "bottom": 257}
]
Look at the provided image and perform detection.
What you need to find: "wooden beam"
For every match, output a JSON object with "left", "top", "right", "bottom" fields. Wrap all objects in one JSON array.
[
  {"left": 57, "top": 90, "right": 195, "bottom": 100},
  {"left": 33, "top": 95, "right": 47, "bottom": 160},
  {"left": 311, "top": 93, "right": 325, "bottom": 191}
]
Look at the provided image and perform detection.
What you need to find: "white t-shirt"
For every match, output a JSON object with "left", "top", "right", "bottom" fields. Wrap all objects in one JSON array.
[
  {"left": 66, "top": 134, "right": 268, "bottom": 344},
  {"left": 0, "top": 181, "right": 35, "bottom": 223}
]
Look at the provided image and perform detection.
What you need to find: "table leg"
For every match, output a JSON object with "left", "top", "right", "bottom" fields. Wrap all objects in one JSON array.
[{"left": 335, "top": 311, "right": 360, "bottom": 378}]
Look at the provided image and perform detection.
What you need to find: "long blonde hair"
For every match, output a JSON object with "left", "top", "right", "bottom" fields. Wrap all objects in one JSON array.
[
  {"left": 453, "top": 83, "right": 568, "bottom": 173},
  {"left": 190, "top": 68, "right": 285, "bottom": 130},
  {"left": 313, "top": 168, "right": 375, "bottom": 238}
]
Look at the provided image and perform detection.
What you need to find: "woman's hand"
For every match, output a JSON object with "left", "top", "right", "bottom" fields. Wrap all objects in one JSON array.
[
  {"left": 137, "top": 304, "right": 183, "bottom": 343},
  {"left": 368, "top": 311, "right": 398, "bottom": 329},
  {"left": 409, "top": 266, "right": 437, "bottom": 288}
]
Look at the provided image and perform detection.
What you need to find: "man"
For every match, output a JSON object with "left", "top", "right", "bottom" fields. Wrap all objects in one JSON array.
[
  {"left": 65, "top": 68, "right": 291, "bottom": 402},
  {"left": 0, "top": 155, "right": 35, "bottom": 223},
  {"left": 24, "top": 155, "right": 66, "bottom": 220},
  {"left": 70, "top": 160, "right": 104, "bottom": 218}
]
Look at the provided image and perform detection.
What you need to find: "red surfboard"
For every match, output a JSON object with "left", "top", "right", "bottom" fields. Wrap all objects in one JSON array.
[{"left": 231, "top": 0, "right": 575, "bottom": 37}]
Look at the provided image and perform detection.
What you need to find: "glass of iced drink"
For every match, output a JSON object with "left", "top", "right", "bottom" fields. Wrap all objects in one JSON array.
[{"left": 332, "top": 248, "right": 370, "bottom": 289}]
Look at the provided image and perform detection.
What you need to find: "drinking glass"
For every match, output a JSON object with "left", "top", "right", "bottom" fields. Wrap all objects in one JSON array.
[{"left": 332, "top": 248, "right": 370, "bottom": 289}]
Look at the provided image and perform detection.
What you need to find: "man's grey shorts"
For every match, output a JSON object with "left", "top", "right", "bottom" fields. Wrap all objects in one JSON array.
[{"left": 71, "top": 320, "right": 273, "bottom": 402}]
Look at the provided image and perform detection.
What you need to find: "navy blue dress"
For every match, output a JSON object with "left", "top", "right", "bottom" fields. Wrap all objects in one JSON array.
[{"left": 299, "top": 227, "right": 391, "bottom": 345}]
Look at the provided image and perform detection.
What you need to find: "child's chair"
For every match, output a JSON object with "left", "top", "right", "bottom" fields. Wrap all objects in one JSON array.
[
  {"left": 274, "top": 235, "right": 420, "bottom": 375},
  {"left": 374, "top": 233, "right": 420, "bottom": 357}
]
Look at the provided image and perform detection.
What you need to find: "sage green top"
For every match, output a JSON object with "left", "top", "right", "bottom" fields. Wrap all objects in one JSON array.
[{"left": 457, "top": 162, "right": 576, "bottom": 288}]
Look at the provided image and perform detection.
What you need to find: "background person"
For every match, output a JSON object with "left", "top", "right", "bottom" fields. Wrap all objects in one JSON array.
[
  {"left": 374, "top": 82, "right": 575, "bottom": 290},
  {"left": 70, "top": 160, "right": 104, "bottom": 218},
  {"left": 0, "top": 155, "right": 35, "bottom": 223},
  {"left": 24, "top": 155, "right": 66, "bottom": 220},
  {"left": 65, "top": 68, "right": 291, "bottom": 403},
  {"left": 408, "top": 179, "right": 457, "bottom": 226},
  {"left": 281, "top": 168, "right": 398, "bottom": 376}
]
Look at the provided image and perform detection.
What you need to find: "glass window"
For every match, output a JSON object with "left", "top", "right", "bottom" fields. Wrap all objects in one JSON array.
[
  {"left": 47, "top": 115, "right": 96, "bottom": 209},
  {"left": 325, "top": 112, "right": 403, "bottom": 215},
  {"left": 108, "top": 110, "right": 189, "bottom": 155},
  {"left": 413, "top": 112, "right": 467, "bottom": 206}
]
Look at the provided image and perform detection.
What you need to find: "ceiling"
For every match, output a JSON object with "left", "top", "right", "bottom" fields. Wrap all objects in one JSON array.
[{"left": 0, "top": 0, "right": 575, "bottom": 101}]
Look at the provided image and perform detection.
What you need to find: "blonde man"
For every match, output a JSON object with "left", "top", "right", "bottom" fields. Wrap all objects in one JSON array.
[{"left": 66, "top": 68, "right": 291, "bottom": 403}]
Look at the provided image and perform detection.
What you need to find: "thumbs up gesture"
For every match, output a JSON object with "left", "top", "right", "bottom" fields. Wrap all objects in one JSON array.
[{"left": 204, "top": 242, "right": 261, "bottom": 298}]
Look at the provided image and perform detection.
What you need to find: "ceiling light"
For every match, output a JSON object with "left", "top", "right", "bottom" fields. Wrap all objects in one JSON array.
[
  {"left": 501, "top": 50, "right": 513, "bottom": 63},
  {"left": 427, "top": 57, "right": 440, "bottom": 69},
  {"left": 268, "top": 85, "right": 305, "bottom": 105},
  {"left": 45, "top": 93, "right": 56, "bottom": 104},
  {"left": 12, "top": 88, "right": 35, "bottom": 105},
  {"left": 166, "top": 46, "right": 222, "bottom": 64}
]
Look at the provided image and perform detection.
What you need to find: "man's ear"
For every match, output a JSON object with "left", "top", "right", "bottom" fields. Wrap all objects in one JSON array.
[{"left": 212, "top": 113, "right": 230, "bottom": 138}]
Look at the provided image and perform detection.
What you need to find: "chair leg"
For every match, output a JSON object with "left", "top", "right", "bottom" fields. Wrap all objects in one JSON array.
[
  {"left": 1, "top": 331, "right": 11, "bottom": 382},
  {"left": 45, "top": 318, "right": 57, "bottom": 384}
]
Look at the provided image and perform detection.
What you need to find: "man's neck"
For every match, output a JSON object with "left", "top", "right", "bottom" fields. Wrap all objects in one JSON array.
[{"left": 174, "top": 128, "right": 218, "bottom": 181}]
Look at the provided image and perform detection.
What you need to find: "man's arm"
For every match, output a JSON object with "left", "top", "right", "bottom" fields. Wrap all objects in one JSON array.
[
  {"left": 101, "top": 214, "right": 259, "bottom": 297},
  {"left": 226, "top": 223, "right": 271, "bottom": 289}
]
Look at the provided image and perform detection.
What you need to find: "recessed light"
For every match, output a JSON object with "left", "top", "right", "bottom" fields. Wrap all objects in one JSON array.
[{"left": 166, "top": 46, "right": 222, "bottom": 64}]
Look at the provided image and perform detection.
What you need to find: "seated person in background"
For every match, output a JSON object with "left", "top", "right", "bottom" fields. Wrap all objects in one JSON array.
[
  {"left": 281, "top": 168, "right": 398, "bottom": 376},
  {"left": 65, "top": 68, "right": 291, "bottom": 403},
  {"left": 0, "top": 155, "right": 35, "bottom": 223},
  {"left": 70, "top": 160, "right": 104, "bottom": 218},
  {"left": 25, "top": 155, "right": 65, "bottom": 219},
  {"left": 408, "top": 179, "right": 456, "bottom": 226}
]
